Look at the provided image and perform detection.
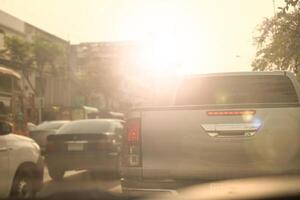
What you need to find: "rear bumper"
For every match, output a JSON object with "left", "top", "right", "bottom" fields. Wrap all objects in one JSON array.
[
  {"left": 121, "top": 178, "right": 205, "bottom": 196},
  {"left": 120, "top": 171, "right": 300, "bottom": 196},
  {"left": 45, "top": 152, "right": 119, "bottom": 171},
  {"left": 121, "top": 178, "right": 178, "bottom": 196}
]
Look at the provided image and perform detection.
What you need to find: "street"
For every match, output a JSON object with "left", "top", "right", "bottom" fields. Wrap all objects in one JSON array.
[
  {"left": 38, "top": 168, "right": 122, "bottom": 197},
  {"left": 1, "top": 0, "right": 300, "bottom": 199}
]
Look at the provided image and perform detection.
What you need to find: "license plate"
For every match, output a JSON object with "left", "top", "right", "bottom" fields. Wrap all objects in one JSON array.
[{"left": 68, "top": 143, "right": 84, "bottom": 151}]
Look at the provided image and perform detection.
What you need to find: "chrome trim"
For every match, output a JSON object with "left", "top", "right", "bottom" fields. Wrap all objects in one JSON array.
[
  {"left": 201, "top": 123, "right": 260, "bottom": 131},
  {"left": 201, "top": 123, "right": 260, "bottom": 137}
]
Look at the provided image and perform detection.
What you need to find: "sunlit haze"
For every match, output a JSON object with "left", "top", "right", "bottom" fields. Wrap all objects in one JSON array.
[{"left": 0, "top": 0, "right": 284, "bottom": 74}]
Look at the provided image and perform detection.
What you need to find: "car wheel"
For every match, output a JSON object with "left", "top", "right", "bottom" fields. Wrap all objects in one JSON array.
[
  {"left": 48, "top": 167, "right": 65, "bottom": 181},
  {"left": 10, "top": 168, "right": 36, "bottom": 198}
]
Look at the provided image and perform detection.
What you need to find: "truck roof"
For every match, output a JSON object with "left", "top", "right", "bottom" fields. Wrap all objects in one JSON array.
[{"left": 186, "top": 71, "right": 291, "bottom": 78}]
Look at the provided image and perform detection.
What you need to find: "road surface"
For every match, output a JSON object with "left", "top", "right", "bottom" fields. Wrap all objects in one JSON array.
[{"left": 38, "top": 167, "right": 121, "bottom": 197}]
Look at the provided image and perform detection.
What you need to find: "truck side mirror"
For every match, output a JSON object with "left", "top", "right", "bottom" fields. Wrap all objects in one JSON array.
[{"left": 0, "top": 122, "right": 12, "bottom": 135}]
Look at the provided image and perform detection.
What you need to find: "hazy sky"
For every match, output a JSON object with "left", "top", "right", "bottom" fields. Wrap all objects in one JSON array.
[{"left": 0, "top": 0, "right": 283, "bottom": 73}]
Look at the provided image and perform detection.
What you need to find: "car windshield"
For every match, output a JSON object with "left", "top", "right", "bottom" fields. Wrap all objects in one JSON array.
[
  {"left": 2, "top": 0, "right": 300, "bottom": 199},
  {"left": 36, "top": 121, "right": 69, "bottom": 130},
  {"left": 57, "top": 120, "right": 113, "bottom": 134}
]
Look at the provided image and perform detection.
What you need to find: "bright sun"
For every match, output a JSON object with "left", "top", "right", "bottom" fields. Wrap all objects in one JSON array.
[{"left": 118, "top": 2, "right": 216, "bottom": 76}]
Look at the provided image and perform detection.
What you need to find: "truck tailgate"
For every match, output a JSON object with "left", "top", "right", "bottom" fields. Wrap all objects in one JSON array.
[{"left": 141, "top": 106, "right": 300, "bottom": 179}]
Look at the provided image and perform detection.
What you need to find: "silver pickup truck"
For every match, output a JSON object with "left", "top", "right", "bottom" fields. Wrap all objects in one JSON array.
[{"left": 120, "top": 71, "right": 300, "bottom": 194}]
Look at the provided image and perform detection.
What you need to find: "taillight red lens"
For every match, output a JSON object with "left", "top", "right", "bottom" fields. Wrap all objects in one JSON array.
[
  {"left": 127, "top": 119, "right": 140, "bottom": 143},
  {"left": 207, "top": 110, "right": 256, "bottom": 116},
  {"left": 123, "top": 118, "right": 142, "bottom": 167}
]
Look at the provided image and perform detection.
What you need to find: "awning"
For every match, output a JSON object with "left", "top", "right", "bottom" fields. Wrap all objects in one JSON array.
[{"left": 0, "top": 66, "right": 21, "bottom": 79}]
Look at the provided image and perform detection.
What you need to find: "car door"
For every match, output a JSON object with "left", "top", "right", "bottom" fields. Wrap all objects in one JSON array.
[{"left": 0, "top": 122, "right": 11, "bottom": 197}]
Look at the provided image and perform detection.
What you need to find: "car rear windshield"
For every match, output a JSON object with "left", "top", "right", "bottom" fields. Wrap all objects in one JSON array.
[
  {"left": 57, "top": 120, "right": 112, "bottom": 134},
  {"left": 175, "top": 75, "right": 299, "bottom": 105}
]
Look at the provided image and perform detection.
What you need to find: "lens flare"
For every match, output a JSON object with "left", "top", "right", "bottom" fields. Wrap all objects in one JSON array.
[
  {"left": 251, "top": 118, "right": 262, "bottom": 129},
  {"left": 242, "top": 113, "right": 253, "bottom": 122}
]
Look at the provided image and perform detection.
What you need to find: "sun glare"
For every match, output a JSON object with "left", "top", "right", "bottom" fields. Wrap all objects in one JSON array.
[{"left": 118, "top": 2, "right": 216, "bottom": 76}]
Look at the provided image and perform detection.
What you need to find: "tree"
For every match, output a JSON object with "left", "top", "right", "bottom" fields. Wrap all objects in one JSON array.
[
  {"left": 2, "top": 35, "right": 67, "bottom": 95},
  {"left": 252, "top": 0, "right": 300, "bottom": 72},
  {"left": 2, "top": 35, "right": 68, "bottom": 122},
  {"left": 32, "top": 36, "right": 67, "bottom": 96},
  {"left": 3, "top": 36, "right": 36, "bottom": 92},
  {"left": 32, "top": 36, "right": 67, "bottom": 122}
]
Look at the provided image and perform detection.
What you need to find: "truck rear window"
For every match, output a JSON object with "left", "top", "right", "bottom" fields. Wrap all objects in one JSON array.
[{"left": 175, "top": 75, "right": 299, "bottom": 105}]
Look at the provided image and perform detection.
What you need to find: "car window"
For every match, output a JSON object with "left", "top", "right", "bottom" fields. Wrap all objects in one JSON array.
[{"left": 175, "top": 75, "right": 299, "bottom": 105}]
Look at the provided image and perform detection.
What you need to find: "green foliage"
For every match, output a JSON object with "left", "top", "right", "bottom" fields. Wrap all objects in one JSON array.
[
  {"left": 252, "top": 0, "right": 300, "bottom": 72},
  {"left": 33, "top": 37, "right": 67, "bottom": 75},
  {"left": 4, "top": 35, "right": 67, "bottom": 73},
  {"left": 3, "top": 35, "right": 67, "bottom": 94},
  {"left": 4, "top": 36, "right": 33, "bottom": 69}
]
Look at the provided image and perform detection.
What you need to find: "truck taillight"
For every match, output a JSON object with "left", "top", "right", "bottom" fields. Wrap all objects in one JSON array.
[
  {"left": 123, "top": 118, "right": 141, "bottom": 167},
  {"left": 127, "top": 119, "right": 140, "bottom": 143}
]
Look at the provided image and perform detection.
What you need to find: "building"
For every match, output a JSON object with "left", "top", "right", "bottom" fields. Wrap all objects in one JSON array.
[
  {"left": 0, "top": 8, "right": 168, "bottom": 118},
  {"left": 0, "top": 10, "right": 71, "bottom": 122},
  {"left": 24, "top": 23, "right": 71, "bottom": 111}
]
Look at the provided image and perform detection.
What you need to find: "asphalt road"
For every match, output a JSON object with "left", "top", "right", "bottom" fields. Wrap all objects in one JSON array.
[{"left": 37, "top": 167, "right": 122, "bottom": 197}]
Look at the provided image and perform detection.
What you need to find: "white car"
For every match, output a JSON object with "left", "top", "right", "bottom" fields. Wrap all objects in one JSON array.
[{"left": 0, "top": 121, "right": 44, "bottom": 198}]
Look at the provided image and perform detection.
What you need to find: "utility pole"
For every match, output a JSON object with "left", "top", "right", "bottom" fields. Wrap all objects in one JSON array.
[
  {"left": 272, "top": 0, "right": 277, "bottom": 36},
  {"left": 38, "top": 97, "right": 42, "bottom": 123},
  {"left": 272, "top": 0, "right": 276, "bottom": 16}
]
